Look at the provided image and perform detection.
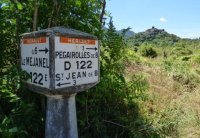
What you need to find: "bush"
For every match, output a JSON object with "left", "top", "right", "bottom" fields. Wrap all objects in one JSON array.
[
  {"left": 180, "top": 56, "right": 192, "bottom": 61},
  {"left": 76, "top": 20, "right": 160, "bottom": 138},
  {"left": 0, "top": 66, "right": 44, "bottom": 138},
  {"left": 139, "top": 45, "right": 158, "bottom": 58},
  {"left": 191, "top": 54, "right": 200, "bottom": 64},
  {"left": 170, "top": 47, "right": 192, "bottom": 57}
]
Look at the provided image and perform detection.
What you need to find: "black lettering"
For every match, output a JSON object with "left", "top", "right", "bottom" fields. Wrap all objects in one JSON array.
[
  {"left": 67, "top": 52, "right": 71, "bottom": 58},
  {"left": 30, "top": 57, "right": 33, "bottom": 66},
  {"left": 72, "top": 72, "right": 76, "bottom": 79},
  {"left": 87, "top": 60, "right": 92, "bottom": 68},
  {"left": 38, "top": 73, "right": 43, "bottom": 85},
  {"left": 80, "top": 61, "right": 86, "bottom": 69},
  {"left": 54, "top": 51, "right": 93, "bottom": 59},
  {"left": 43, "top": 58, "right": 45, "bottom": 68},
  {"left": 82, "top": 71, "right": 86, "bottom": 78},
  {"left": 95, "top": 52, "right": 98, "bottom": 58},
  {"left": 39, "top": 58, "right": 42, "bottom": 67},
  {"left": 21, "top": 58, "right": 25, "bottom": 65},
  {"left": 76, "top": 52, "right": 79, "bottom": 58},
  {"left": 55, "top": 51, "right": 60, "bottom": 58},
  {"left": 64, "top": 61, "right": 71, "bottom": 70},
  {"left": 45, "top": 74, "right": 47, "bottom": 81},
  {"left": 73, "top": 80, "right": 76, "bottom": 86},
  {"left": 33, "top": 72, "right": 37, "bottom": 83},
  {"left": 76, "top": 60, "right": 94, "bottom": 69},
  {"left": 87, "top": 52, "right": 90, "bottom": 58},
  {"left": 63, "top": 52, "right": 67, "bottom": 58},
  {"left": 26, "top": 57, "right": 30, "bottom": 65},
  {"left": 30, "top": 72, "right": 32, "bottom": 82},
  {"left": 30, "top": 72, "right": 44, "bottom": 85},
  {"left": 72, "top": 52, "right": 76, "bottom": 58},
  {"left": 56, "top": 74, "right": 61, "bottom": 81},
  {"left": 88, "top": 72, "right": 93, "bottom": 77},
  {"left": 95, "top": 70, "right": 98, "bottom": 76},
  {"left": 35, "top": 58, "right": 38, "bottom": 66},
  {"left": 77, "top": 72, "right": 81, "bottom": 78},
  {"left": 66, "top": 73, "right": 70, "bottom": 80},
  {"left": 46, "top": 59, "right": 49, "bottom": 68},
  {"left": 24, "top": 57, "right": 49, "bottom": 68}
]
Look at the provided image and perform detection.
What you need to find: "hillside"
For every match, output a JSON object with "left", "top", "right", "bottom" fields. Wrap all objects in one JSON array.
[
  {"left": 117, "top": 29, "right": 135, "bottom": 38},
  {"left": 124, "top": 26, "right": 200, "bottom": 137},
  {"left": 128, "top": 27, "right": 180, "bottom": 46},
  {"left": 103, "top": 27, "right": 135, "bottom": 38}
]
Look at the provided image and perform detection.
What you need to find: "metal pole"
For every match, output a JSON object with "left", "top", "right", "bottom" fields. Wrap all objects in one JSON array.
[{"left": 45, "top": 94, "right": 78, "bottom": 138}]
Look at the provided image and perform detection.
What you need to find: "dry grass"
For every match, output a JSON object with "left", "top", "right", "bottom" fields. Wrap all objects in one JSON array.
[{"left": 126, "top": 59, "right": 200, "bottom": 137}]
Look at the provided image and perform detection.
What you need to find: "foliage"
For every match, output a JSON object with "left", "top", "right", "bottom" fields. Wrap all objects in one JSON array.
[
  {"left": 0, "top": 66, "right": 44, "bottom": 137},
  {"left": 2, "top": 0, "right": 200, "bottom": 137},
  {"left": 124, "top": 48, "right": 141, "bottom": 64},
  {"left": 127, "top": 27, "right": 179, "bottom": 46},
  {"left": 139, "top": 45, "right": 158, "bottom": 58},
  {"left": 170, "top": 46, "right": 193, "bottom": 57},
  {"left": 0, "top": 0, "right": 104, "bottom": 137},
  {"left": 191, "top": 54, "right": 200, "bottom": 64},
  {"left": 76, "top": 19, "right": 160, "bottom": 137},
  {"left": 0, "top": 0, "right": 160, "bottom": 137}
]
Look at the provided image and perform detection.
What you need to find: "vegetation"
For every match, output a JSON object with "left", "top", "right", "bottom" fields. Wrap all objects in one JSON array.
[
  {"left": 127, "top": 26, "right": 180, "bottom": 46},
  {"left": 126, "top": 27, "right": 200, "bottom": 137},
  {"left": 1, "top": 0, "right": 200, "bottom": 138},
  {"left": 139, "top": 44, "right": 158, "bottom": 58}
]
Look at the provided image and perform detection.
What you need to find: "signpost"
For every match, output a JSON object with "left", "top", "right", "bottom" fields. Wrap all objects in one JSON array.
[
  {"left": 54, "top": 36, "right": 99, "bottom": 89},
  {"left": 21, "top": 37, "right": 50, "bottom": 88},
  {"left": 20, "top": 27, "right": 99, "bottom": 138}
]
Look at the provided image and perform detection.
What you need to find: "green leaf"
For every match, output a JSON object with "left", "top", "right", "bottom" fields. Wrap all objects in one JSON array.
[
  {"left": 8, "top": 127, "right": 18, "bottom": 133},
  {"left": 16, "top": 2, "right": 23, "bottom": 10}
]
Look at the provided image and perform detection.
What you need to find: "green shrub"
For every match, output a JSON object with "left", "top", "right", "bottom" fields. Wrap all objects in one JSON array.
[
  {"left": 0, "top": 66, "right": 44, "bottom": 138},
  {"left": 76, "top": 21, "right": 160, "bottom": 138},
  {"left": 139, "top": 45, "right": 158, "bottom": 58},
  {"left": 180, "top": 56, "right": 192, "bottom": 61},
  {"left": 170, "top": 47, "right": 192, "bottom": 57},
  {"left": 191, "top": 54, "right": 200, "bottom": 64}
]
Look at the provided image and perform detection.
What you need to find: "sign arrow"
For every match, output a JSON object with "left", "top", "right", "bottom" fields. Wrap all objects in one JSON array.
[
  {"left": 86, "top": 47, "right": 97, "bottom": 51},
  {"left": 39, "top": 47, "right": 49, "bottom": 54},
  {"left": 57, "top": 82, "right": 71, "bottom": 87}
]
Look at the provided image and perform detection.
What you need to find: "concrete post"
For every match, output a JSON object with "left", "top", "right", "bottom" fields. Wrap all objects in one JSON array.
[{"left": 45, "top": 94, "right": 78, "bottom": 138}]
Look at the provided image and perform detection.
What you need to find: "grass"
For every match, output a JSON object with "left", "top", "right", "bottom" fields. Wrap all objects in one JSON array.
[{"left": 125, "top": 46, "right": 200, "bottom": 137}]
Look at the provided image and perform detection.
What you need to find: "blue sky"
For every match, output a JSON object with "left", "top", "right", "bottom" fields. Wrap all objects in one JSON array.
[{"left": 107, "top": 0, "right": 200, "bottom": 38}]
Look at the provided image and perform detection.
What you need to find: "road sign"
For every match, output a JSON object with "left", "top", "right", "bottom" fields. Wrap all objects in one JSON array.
[
  {"left": 21, "top": 37, "right": 50, "bottom": 88},
  {"left": 55, "top": 37, "right": 99, "bottom": 88},
  {"left": 20, "top": 27, "right": 99, "bottom": 138},
  {"left": 20, "top": 27, "right": 99, "bottom": 93}
]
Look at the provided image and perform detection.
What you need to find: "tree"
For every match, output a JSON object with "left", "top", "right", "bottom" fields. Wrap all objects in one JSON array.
[{"left": 0, "top": 0, "right": 106, "bottom": 137}]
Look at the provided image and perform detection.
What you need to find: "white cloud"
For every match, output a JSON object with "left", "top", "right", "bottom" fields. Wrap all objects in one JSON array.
[{"left": 160, "top": 17, "right": 167, "bottom": 22}]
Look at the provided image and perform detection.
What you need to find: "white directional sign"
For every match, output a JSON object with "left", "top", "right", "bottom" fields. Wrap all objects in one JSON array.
[
  {"left": 21, "top": 37, "right": 50, "bottom": 88},
  {"left": 55, "top": 36, "right": 99, "bottom": 88},
  {"left": 20, "top": 34, "right": 99, "bottom": 91}
]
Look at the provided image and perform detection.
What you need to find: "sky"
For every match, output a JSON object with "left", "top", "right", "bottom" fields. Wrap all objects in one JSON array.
[{"left": 107, "top": 0, "right": 200, "bottom": 38}]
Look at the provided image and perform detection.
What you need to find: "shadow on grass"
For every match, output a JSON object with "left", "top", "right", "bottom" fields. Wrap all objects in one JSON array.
[{"left": 76, "top": 84, "right": 162, "bottom": 138}]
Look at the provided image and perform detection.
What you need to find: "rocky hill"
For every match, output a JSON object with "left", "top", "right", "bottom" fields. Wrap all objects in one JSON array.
[{"left": 128, "top": 27, "right": 180, "bottom": 46}]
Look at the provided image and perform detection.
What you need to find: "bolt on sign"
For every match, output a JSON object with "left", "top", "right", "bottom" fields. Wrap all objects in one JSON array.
[{"left": 20, "top": 27, "right": 99, "bottom": 94}]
